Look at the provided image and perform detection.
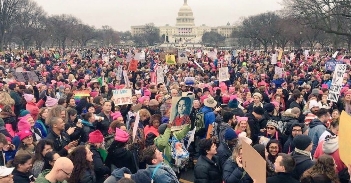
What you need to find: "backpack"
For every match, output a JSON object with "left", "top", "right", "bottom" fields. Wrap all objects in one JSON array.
[{"left": 194, "top": 111, "right": 209, "bottom": 137}]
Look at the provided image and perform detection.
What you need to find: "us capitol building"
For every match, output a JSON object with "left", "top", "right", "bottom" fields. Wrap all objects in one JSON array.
[{"left": 131, "top": 0, "right": 235, "bottom": 45}]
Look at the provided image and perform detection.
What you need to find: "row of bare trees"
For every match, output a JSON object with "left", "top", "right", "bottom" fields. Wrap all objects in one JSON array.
[
  {"left": 233, "top": 0, "right": 351, "bottom": 51},
  {"left": 0, "top": 0, "right": 133, "bottom": 51}
]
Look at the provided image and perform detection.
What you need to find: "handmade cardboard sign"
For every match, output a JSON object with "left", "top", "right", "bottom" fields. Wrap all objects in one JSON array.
[
  {"left": 242, "top": 141, "right": 266, "bottom": 183},
  {"left": 339, "top": 111, "right": 351, "bottom": 166},
  {"left": 112, "top": 89, "right": 132, "bottom": 105}
]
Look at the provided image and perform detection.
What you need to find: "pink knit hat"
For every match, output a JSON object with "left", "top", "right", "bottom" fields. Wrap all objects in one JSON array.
[
  {"left": 112, "top": 112, "right": 122, "bottom": 120},
  {"left": 115, "top": 128, "right": 129, "bottom": 143},
  {"left": 18, "top": 130, "right": 32, "bottom": 141},
  {"left": 45, "top": 96, "right": 58, "bottom": 107},
  {"left": 143, "top": 89, "right": 151, "bottom": 97},
  {"left": 236, "top": 116, "right": 248, "bottom": 122},
  {"left": 17, "top": 116, "right": 31, "bottom": 131},
  {"left": 88, "top": 130, "right": 104, "bottom": 143},
  {"left": 23, "top": 94, "right": 35, "bottom": 103}
]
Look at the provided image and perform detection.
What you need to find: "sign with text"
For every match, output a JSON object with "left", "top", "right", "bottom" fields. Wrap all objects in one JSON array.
[
  {"left": 328, "top": 64, "right": 346, "bottom": 102},
  {"left": 112, "top": 89, "right": 132, "bottom": 105}
]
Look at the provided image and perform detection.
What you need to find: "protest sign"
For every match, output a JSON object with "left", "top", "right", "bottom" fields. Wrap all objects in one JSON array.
[
  {"left": 128, "top": 59, "right": 138, "bottom": 71},
  {"left": 123, "top": 70, "right": 130, "bottom": 88},
  {"left": 218, "top": 67, "right": 229, "bottom": 82},
  {"left": 112, "top": 89, "right": 132, "bottom": 105},
  {"left": 242, "top": 141, "right": 266, "bottom": 183},
  {"left": 271, "top": 53, "right": 277, "bottom": 64},
  {"left": 132, "top": 111, "right": 140, "bottom": 143},
  {"left": 278, "top": 49, "right": 283, "bottom": 60},
  {"left": 73, "top": 90, "right": 90, "bottom": 103},
  {"left": 328, "top": 64, "right": 346, "bottom": 102},
  {"left": 339, "top": 111, "right": 351, "bottom": 166},
  {"left": 14, "top": 71, "right": 40, "bottom": 82},
  {"left": 178, "top": 50, "right": 188, "bottom": 64},
  {"left": 169, "top": 96, "right": 194, "bottom": 126},
  {"left": 156, "top": 65, "right": 164, "bottom": 84},
  {"left": 165, "top": 54, "right": 176, "bottom": 65},
  {"left": 116, "top": 65, "right": 123, "bottom": 80},
  {"left": 275, "top": 66, "right": 283, "bottom": 78}
]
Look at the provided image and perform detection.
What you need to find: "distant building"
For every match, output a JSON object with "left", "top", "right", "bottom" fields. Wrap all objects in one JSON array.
[{"left": 131, "top": 0, "right": 235, "bottom": 44}]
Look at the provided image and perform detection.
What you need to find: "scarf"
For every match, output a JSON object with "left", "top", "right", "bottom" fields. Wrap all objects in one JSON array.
[{"left": 294, "top": 148, "right": 312, "bottom": 160}]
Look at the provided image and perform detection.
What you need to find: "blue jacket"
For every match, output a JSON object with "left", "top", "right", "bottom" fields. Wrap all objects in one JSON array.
[
  {"left": 35, "top": 120, "right": 48, "bottom": 138},
  {"left": 223, "top": 157, "right": 251, "bottom": 183},
  {"left": 308, "top": 119, "right": 326, "bottom": 155},
  {"left": 217, "top": 142, "right": 232, "bottom": 169},
  {"left": 200, "top": 106, "right": 215, "bottom": 131}
]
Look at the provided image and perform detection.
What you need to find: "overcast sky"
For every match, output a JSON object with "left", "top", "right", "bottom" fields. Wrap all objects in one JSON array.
[{"left": 33, "top": 0, "right": 283, "bottom": 31}]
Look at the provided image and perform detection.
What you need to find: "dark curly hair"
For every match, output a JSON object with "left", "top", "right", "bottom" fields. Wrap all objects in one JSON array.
[
  {"left": 67, "top": 145, "right": 93, "bottom": 183},
  {"left": 300, "top": 154, "right": 340, "bottom": 183},
  {"left": 266, "top": 139, "right": 282, "bottom": 164}
]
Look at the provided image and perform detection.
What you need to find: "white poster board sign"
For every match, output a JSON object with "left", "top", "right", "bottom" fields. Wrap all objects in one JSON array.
[
  {"left": 156, "top": 65, "right": 164, "bottom": 84},
  {"left": 112, "top": 89, "right": 132, "bottom": 105},
  {"left": 219, "top": 67, "right": 229, "bottom": 82},
  {"left": 328, "top": 64, "right": 346, "bottom": 102},
  {"left": 275, "top": 66, "right": 283, "bottom": 78},
  {"left": 271, "top": 53, "right": 277, "bottom": 64}
]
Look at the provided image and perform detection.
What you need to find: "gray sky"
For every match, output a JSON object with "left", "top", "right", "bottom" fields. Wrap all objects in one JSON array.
[{"left": 33, "top": 0, "right": 283, "bottom": 31}]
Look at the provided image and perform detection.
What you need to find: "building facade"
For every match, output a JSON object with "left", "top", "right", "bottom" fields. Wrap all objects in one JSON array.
[{"left": 131, "top": 0, "right": 235, "bottom": 44}]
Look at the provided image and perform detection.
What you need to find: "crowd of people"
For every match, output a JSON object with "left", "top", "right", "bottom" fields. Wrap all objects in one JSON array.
[{"left": 0, "top": 47, "right": 350, "bottom": 183}]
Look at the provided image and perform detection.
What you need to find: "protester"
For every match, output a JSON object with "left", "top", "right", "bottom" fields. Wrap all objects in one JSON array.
[
  {"left": 35, "top": 157, "right": 74, "bottom": 183},
  {"left": 267, "top": 153, "right": 299, "bottom": 183}
]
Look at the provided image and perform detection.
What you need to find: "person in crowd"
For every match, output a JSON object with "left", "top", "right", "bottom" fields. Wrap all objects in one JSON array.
[
  {"left": 308, "top": 108, "right": 330, "bottom": 155},
  {"left": 222, "top": 144, "right": 251, "bottom": 183},
  {"left": 217, "top": 128, "right": 238, "bottom": 169},
  {"left": 247, "top": 106, "right": 264, "bottom": 144},
  {"left": 16, "top": 130, "right": 36, "bottom": 156},
  {"left": 67, "top": 145, "right": 96, "bottom": 183},
  {"left": 198, "top": 97, "right": 216, "bottom": 138},
  {"left": 283, "top": 123, "right": 303, "bottom": 154},
  {"left": 267, "top": 153, "right": 299, "bottom": 183},
  {"left": 31, "top": 139, "right": 54, "bottom": 178},
  {"left": 0, "top": 166, "right": 14, "bottom": 183},
  {"left": 143, "top": 114, "right": 161, "bottom": 137},
  {"left": 106, "top": 128, "right": 137, "bottom": 173},
  {"left": 0, "top": 133, "right": 9, "bottom": 166},
  {"left": 35, "top": 157, "right": 74, "bottom": 183},
  {"left": 104, "top": 145, "right": 178, "bottom": 183},
  {"left": 8, "top": 82, "right": 24, "bottom": 116},
  {"left": 87, "top": 130, "right": 110, "bottom": 183},
  {"left": 266, "top": 139, "right": 282, "bottom": 164},
  {"left": 263, "top": 120, "right": 287, "bottom": 145},
  {"left": 8, "top": 153, "right": 33, "bottom": 183},
  {"left": 97, "top": 101, "right": 113, "bottom": 137},
  {"left": 253, "top": 144, "right": 275, "bottom": 178},
  {"left": 42, "top": 151, "right": 60, "bottom": 171},
  {"left": 34, "top": 108, "right": 49, "bottom": 138},
  {"left": 300, "top": 154, "right": 340, "bottom": 183},
  {"left": 80, "top": 112, "right": 96, "bottom": 143},
  {"left": 194, "top": 139, "right": 221, "bottom": 183},
  {"left": 319, "top": 120, "right": 339, "bottom": 143},
  {"left": 218, "top": 111, "right": 235, "bottom": 144},
  {"left": 23, "top": 93, "right": 44, "bottom": 121},
  {"left": 290, "top": 134, "right": 314, "bottom": 180},
  {"left": 65, "top": 108, "right": 82, "bottom": 142},
  {"left": 45, "top": 117, "right": 77, "bottom": 157},
  {"left": 0, "top": 105, "right": 17, "bottom": 137}
]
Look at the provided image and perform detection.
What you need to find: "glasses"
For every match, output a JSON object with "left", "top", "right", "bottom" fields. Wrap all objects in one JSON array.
[
  {"left": 60, "top": 169, "right": 72, "bottom": 176},
  {"left": 269, "top": 146, "right": 279, "bottom": 150},
  {"left": 266, "top": 127, "right": 275, "bottom": 130},
  {"left": 292, "top": 129, "right": 302, "bottom": 132}
]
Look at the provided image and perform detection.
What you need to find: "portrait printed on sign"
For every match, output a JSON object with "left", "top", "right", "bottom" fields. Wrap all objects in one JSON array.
[{"left": 170, "top": 96, "right": 194, "bottom": 126}]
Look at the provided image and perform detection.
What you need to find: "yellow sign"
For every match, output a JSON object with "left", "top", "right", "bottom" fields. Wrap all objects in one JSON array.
[
  {"left": 165, "top": 54, "right": 176, "bottom": 65},
  {"left": 339, "top": 111, "right": 351, "bottom": 166},
  {"left": 278, "top": 48, "right": 283, "bottom": 61}
]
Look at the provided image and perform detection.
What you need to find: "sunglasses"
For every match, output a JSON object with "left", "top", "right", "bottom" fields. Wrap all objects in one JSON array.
[{"left": 266, "top": 127, "right": 275, "bottom": 130}]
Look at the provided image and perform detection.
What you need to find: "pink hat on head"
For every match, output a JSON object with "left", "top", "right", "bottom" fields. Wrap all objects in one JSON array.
[
  {"left": 17, "top": 117, "right": 31, "bottom": 131},
  {"left": 45, "top": 96, "right": 58, "bottom": 107},
  {"left": 200, "top": 95, "right": 208, "bottom": 104},
  {"left": 144, "top": 89, "right": 151, "bottom": 97},
  {"left": 115, "top": 128, "right": 129, "bottom": 143},
  {"left": 18, "top": 130, "right": 32, "bottom": 141},
  {"left": 236, "top": 116, "right": 248, "bottom": 122},
  {"left": 230, "top": 95, "right": 237, "bottom": 101},
  {"left": 23, "top": 93, "right": 34, "bottom": 103},
  {"left": 222, "top": 95, "right": 230, "bottom": 104},
  {"left": 321, "top": 84, "right": 328, "bottom": 89},
  {"left": 112, "top": 112, "right": 122, "bottom": 120},
  {"left": 90, "top": 91, "right": 99, "bottom": 97}
]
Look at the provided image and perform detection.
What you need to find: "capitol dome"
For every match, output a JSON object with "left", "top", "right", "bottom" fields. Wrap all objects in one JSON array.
[{"left": 176, "top": 0, "right": 195, "bottom": 26}]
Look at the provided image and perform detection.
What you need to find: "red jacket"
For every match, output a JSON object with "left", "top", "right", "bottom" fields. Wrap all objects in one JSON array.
[
  {"left": 143, "top": 125, "right": 159, "bottom": 138},
  {"left": 26, "top": 99, "right": 44, "bottom": 121}
]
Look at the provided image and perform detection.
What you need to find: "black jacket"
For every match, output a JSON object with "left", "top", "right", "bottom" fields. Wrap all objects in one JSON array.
[
  {"left": 97, "top": 112, "right": 113, "bottom": 136},
  {"left": 106, "top": 145, "right": 138, "bottom": 174},
  {"left": 45, "top": 130, "right": 70, "bottom": 157},
  {"left": 291, "top": 151, "right": 314, "bottom": 180},
  {"left": 194, "top": 155, "right": 222, "bottom": 183},
  {"left": 246, "top": 113, "right": 261, "bottom": 144},
  {"left": 78, "top": 169, "right": 96, "bottom": 183},
  {"left": 12, "top": 169, "right": 32, "bottom": 183},
  {"left": 90, "top": 146, "right": 110, "bottom": 183},
  {"left": 267, "top": 172, "right": 300, "bottom": 183}
]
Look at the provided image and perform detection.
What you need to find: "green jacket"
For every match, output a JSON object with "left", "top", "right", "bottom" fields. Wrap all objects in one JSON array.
[
  {"left": 154, "top": 125, "right": 190, "bottom": 168},
  {"left": 35, "top": 169, "right": 68, "bottom": 183}
]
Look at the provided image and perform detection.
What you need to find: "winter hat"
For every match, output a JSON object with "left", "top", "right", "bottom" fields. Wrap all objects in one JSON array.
[
  {"left": 45, "top": 96, "right": 58, "bottom": 107},
  {"left": 293, "top": 135, "right": 312, "bottom": 150},
  {"left": 224, "top": 128, "right": 238, "bottom": 141},
  {"left": 311, "top": 88, "right": 320, "bottom": 96},
  {"left": 17, "top": 117, "right": 31, "bottom": 131},
  {"left": 8, "top": 83, "right": 17, "bottom": 90},
  {"left": 236, "top": 116, "right": 248, "bottom": 122},
  {"left": 88, "top": 130, "right": 104, "bottom": 144},
  {"left": 264, "top": 103, "right": 275, "bottom": 113},
  {"left": 23, "top": 94, "right": 35, "bottom": 103},
  {"left": 228, "top": 99, "right": 238, "bottom": 108},
  {"left": 308, "top": 100, "right": 320, "bottom": 110},
  {"left": 112, "top": 112, "right": 122, "bottom": 120},
  {"left": 0, "top": 118, "right": 4, "bottom": 127},
  {"left": 115, "top": 128, "right": 129, "bottom": 143},
  {"left": 158, "top": 123, "right": 168, "bottom": 135},
  {"left": 253, "top": 106, "right": 264, "bottom": 115},
  {"left": 266, "top": 120, "right": 279, "bottom": 130},
  {"left": 253, "top": 92, "right": 262, "bottom": 99},
  {"left": 19, "top": 110, "right": 30, "bottom": 117},
  {"left": 322, "top": 135, "right": 338, "bottom": 154},
  {"left": 18, "top": 130, "right": 32, "bottom": 141},
  {"left": 222, "top": 95, "right": 230, "bottom": 104},
  {"left": 90, "top": 91, "right": 99, "bottom": 97},
  {"left": 143, "top": 89, "right": 151, "bottom": 97}
]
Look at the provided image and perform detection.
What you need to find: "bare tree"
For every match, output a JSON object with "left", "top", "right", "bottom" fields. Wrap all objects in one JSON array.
[{"left": 72, "top": 24, "right": 97, "bottom": 47}]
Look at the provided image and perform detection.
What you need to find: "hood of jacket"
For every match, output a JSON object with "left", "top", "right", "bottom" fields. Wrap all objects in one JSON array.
[
  {"left": 291, "top": 151, "right": 312, "bottom": 165},
  {"left": 322, "top": 136, "right": 339, "bottom": 154},
  {"left": 309, "top": 118, "right": 325, "bottom": 129}
]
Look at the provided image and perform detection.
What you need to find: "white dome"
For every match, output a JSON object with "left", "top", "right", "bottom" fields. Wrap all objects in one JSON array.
[{"left": 176, "top": 0, "right": 195, "bottom": 26}]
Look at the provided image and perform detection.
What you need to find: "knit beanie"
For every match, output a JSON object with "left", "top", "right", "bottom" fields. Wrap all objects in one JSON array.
[
  {"left": 23, "top": 94, "right": 35, "bottom": 103},
  {"left": 8, "top": 83, "right": 16, "bottom": 90},
  {"left": 18, "top": 130, "right": 32, "bottom": 141},
  {"left": 45, "top": 96, "right": 58, "bottom": 107},
  {"left": 17, "top": 115, "right": 31, "bottom": 131},
  {"left": 224, "top": 128, "right": 238, "bottom": 141},
  {"left": 228, "top": 99, "right": 238, "bottom": 108},
  {"left": 293, "top": 135, "right": 312, "bottom": 150},
  {"left": 19, "top": 110, "right": 30, "bottom": 117},
  {"left": 253, "top": 106, "right": 264, "bottom": 115},
  {"left": 264, "top": 103, "right": 275, "bottom": 113},
  {"left": 253, "top": 144, "right": 266, "bottom": 159},
  {"left": 158, "top": 123, "right": 168, "bottom": 135},
  {"left": 88, "top": 130, "right": 104, "bottom": 144},
  {"left": 266, "top": 120, "right": 279, "bottom": 130},
  {"left": 115, "top": 128, "right": 129, "bottom": 143}
]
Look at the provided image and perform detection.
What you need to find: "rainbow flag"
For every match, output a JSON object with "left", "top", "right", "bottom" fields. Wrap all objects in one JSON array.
[{"left": 73, "top": 90, "right": 90, "bottom": 103}]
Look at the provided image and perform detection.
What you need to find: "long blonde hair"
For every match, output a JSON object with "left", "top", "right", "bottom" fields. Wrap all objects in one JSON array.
[{"left": 0, "top": 91, "right": 15, "bottom": 106}]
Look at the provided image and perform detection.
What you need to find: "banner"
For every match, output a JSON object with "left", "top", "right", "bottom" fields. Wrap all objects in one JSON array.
[
  {"left": 218, "top": 67, "right": 229, "bottom": 82},
  {"left": 165, "top": 54, "right": 176, "bottom": 65},
  {"left": 178, "top": 50, "right": 188, "bottom": 64},
  {"left": 328, "top": 64, "right": 346, "bottom": 102},
  {"left": 73, "top": 90, "right": 90, "bottom": 103},
  {"left": 112, "top": 89, "right": 132, "bottom": 105}
]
